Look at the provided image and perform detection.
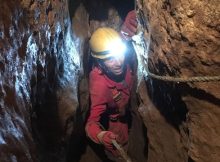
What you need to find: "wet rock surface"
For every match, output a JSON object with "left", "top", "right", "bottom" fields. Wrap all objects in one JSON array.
[
  {"left": 1, "top": 0, "right": 80, "bottom": 161},
  {"left": 138, "top": 0, "right": 220, "bottom": 161}
]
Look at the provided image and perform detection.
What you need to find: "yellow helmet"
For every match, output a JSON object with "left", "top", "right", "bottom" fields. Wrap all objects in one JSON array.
[{"left": 89, "top": 27, "right": 126, "bottom": 59}]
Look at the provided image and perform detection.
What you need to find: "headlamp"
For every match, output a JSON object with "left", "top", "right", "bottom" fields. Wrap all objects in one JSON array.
[{"left": 108, "top": 39, "right": 126, "bottom": 59}]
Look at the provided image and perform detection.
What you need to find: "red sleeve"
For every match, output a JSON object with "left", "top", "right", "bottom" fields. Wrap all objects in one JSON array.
[{"left": 85, "top": 70, "right": 109, "bottom": 144}]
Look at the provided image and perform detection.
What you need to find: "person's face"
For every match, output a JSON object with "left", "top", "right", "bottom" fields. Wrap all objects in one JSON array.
[{"left": 103, "top": 55, "right": 125, "bottom": 75}]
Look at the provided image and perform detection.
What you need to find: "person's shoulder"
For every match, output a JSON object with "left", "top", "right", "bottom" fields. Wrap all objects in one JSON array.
[
  {"left": 89, "top": 67, "right": 107, "bottom": 87},
  {"left": 90, "top": 67, "right": 104, "bottom": 80},
  {"left": 89, "top": 67, "right": 109, "bottom": 95}
]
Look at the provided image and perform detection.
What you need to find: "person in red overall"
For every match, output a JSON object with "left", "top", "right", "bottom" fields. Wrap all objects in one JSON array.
[{"left": 85, "top": 11, "right": 137, "bottom": 161}]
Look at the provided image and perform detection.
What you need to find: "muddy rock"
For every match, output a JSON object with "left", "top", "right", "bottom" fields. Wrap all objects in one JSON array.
[{"left": 138, "top": 0, "right": 220, "bottom": 161}]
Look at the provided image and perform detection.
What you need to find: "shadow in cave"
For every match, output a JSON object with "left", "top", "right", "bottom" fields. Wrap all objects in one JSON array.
[
  {"left": 146, "top": 79, "right": 188, "bottom": 131},
  {"left": 125, "top": 43, "right": 148, "bottom": 161},
  {"left": 146, "top": 77, "right": 220, "bottom": 132},
  {"left": 181, "top": 84, "right": 220, "bottom": 107},
  {"left": 84, "top": 0, "right": 134, "bottom": 21},
  {"left": 145, "top": 59, "right": 220, "bottom": 131},
  {"left": 31, "top": 56, "right": 65, "bottom": 162},
  {"left": 68, "top": 0, "right": 82, "bottom": 22},
  {"left": 143, "top": 124, "right": 148, "bottom": 158},
  {"left": 67, "top": 132, "right": 114, "bottom": 162},
  {"left": 105, "top": 0, "right": 135, "bottom": 19},
  {"left": 68, "top": 0, "right": 134, "bottom": 22},
  {"left": 66, "top": 39, "right": 91, "bottom": 162},
  {"left": 88, "top": 140, "right": 115, "bottom": 162},
  {"left": 188, "top": 156, "right": 195, "bottom": 162},
  {"left": 66, "top": 107, "right": 87, "bottom": 162},
  {"left": 135, "top": 93, "right": 149, "bottom": 160},
  {"left": 68, "top": 0, "right": 112, "bottom": 22},
  {"left": 66, "top": 108, "right": 116, "bottom": 162}
]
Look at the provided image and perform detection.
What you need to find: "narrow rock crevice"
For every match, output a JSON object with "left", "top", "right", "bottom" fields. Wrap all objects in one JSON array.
[{"left": 0, "top": 0, "right": 219, "bottom": 162}]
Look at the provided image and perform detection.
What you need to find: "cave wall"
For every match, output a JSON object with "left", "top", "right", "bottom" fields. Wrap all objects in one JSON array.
[
  {"left": 138, "top": 0, "right": 220, "bottom": 161},
  {"left": 1, "top": 0, "right": 219, "bottom": 162},
  {"left": 0, "top": 0, "right": 80, "bottom": 161}
]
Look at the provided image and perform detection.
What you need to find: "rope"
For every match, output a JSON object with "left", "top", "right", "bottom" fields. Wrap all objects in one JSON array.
[
  {"left": 146, "top": 68, "right": 220, "bottom": 82},
  {"left": 99, "top": 125, "right": 132, "bottom": 162},
  {"left": 112, "top": 140, "right": 132, "bottom": 162}
]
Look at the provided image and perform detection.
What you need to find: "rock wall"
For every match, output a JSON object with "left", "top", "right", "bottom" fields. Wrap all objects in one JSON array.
[
  {"left": 138, "top": 0, "right": 220, "bottom": 161},
  {"left": 0, "top": 0, "right": 80, "bottom": 161},
  {"left": 1, "top": 0, "right": 219, "bottom": 162}
]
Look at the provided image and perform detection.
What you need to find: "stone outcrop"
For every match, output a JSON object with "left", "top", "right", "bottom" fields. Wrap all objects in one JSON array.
[
  {"left": 137, "top": 0, "right": 220, "bottom": 161},
  {"left": 0, "top": 0, "right": 80, "bottom": 161}
]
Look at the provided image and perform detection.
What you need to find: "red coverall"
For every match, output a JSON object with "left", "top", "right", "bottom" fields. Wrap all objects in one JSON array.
[{"left": 85, "top": 65, "right": 133, "bottom": 156}]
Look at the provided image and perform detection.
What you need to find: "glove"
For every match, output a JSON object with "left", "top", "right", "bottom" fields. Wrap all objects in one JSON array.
[
  {"left": 97, "top": 131, "right": 117, "bottom": 150},
  {"left": 85, "top": 122, "right": 103, "bottom": 144},
  {"left": 109, "top": 121, "right": 128, "bottom": 146},
  {"left": 120, "top": 10, "right": 138, "bottom": 40}
]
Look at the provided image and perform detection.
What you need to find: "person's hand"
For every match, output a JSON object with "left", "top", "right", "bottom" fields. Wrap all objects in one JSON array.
[
  {"left": 120, "top": 10, "right": 138, "bottom": 40},
  {"left": 97, "top": 131, "right": 117, "bottom": 150}
]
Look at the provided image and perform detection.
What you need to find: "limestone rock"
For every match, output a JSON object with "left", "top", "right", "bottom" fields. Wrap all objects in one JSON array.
[{"left": 138, "top": 0, "right": 220, "bottom": 161}]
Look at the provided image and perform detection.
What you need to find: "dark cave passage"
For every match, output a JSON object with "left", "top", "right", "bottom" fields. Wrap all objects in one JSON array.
[{"left": 66, "top": 1, "right": 148, "bottom": 162}]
